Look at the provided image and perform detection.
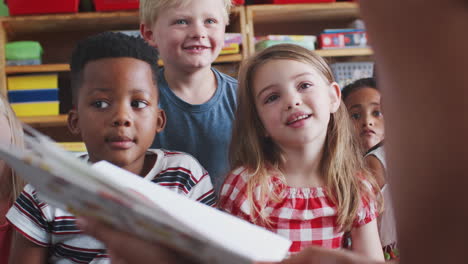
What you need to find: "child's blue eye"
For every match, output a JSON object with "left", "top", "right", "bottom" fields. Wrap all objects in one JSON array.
[
  {"left": 351, "top": 113, "right": 361, "bottom": 120},
  {"left": 92, "top": 101, "right": 109, "bottom": 109},
  {"left": 131, "top": 100, "right": 148, "bottom": 109},
  {"left": 265, "top": 94, "right": 279, "bottom": 104},
  {"left": 175, "top": 19, "right": 188, "bottom": 25},
  {"left": 205, "top": 18, "right": 217, "bottom": 24},
  {"left": 299, "top": 82, "right": 312, "bottom": 90},
  {"left": 373, "top": 110, "right": 382, "bottom": 117}
]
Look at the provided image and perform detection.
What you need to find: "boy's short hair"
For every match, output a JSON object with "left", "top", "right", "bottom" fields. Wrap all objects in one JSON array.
[
  {"left": 342, "top": 77, "right": 378, "bottom": 101},
  {"left": 140, "top": 0, "right": 232, "bottom": 27},
  {"left": 70, "top": 32, "right": 159, "bottom": 105}
]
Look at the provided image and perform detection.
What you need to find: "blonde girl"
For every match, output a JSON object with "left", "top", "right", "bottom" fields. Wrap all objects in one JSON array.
[
  {"left": 0, "top": 94, "right": 25, "bottom": 264},
  {"left": 219, "top": 44, "right": 383, "bottom": 261}
]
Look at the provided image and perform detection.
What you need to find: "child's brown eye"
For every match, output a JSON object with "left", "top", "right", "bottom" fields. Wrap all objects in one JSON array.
[
  {"left": 131, "top": 100, "right": 148, "bottom": 109},
  {"left": 92, "top": 101, "right": 109, "bottom": 109},
  {"left": 265, "top": 94, "right": 279, "bottom": 104}
]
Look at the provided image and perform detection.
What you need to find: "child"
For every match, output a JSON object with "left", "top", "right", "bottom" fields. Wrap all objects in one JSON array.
[
  {"left": 6, "top": 32, "right": 215, "bottom": 264},
  {"left": 139, "top": 0, "right": 238, "bottom": 194},
  {"left": 342, "top": 78, "right": 384, "bottom": 153},
  {"left": 0, "top": 94, "right": 25, "bottom": 264},
  {"left": 342, "top": 78, "right": 398, "bottom": 260},
  {"left": 219, "top": 44, "right": 384, "bottom": 261}
]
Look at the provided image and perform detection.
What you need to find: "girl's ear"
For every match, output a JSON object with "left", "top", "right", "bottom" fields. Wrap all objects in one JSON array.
[
  {"left": 67, "top": 108, "right": 81, "bottom": 135},
  {"left": 328, "top": 82, "right": 342, "bottom": 113},
  {"left": 155, "top": 109, "right": 166, "bottom": 133},
  {"left": 140, "top": 23, "right": 158, "bottom": 48}
]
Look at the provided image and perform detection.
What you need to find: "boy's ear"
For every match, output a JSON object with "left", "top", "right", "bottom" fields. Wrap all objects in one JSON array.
[
  {"left": 155, "top": 109, "right": 166, "bottom": 133},
  {"left": 328, "top": 82, "right": 342, "bottom": 113},
  {"left": 67, "top": 108, "right": 81, "bottom": 135},
  {"left": 140, "top": 23, "right": 158, "bottom": 48}
]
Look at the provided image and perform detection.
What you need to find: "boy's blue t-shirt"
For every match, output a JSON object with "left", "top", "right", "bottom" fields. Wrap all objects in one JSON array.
[{"left": 152, "top": 68, "right": 238, "bottom": 194}]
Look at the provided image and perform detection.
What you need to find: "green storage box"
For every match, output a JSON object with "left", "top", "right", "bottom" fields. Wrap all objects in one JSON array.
[
  {"left": 256, "top": 40, "right": 316, "bottom": 52},
  {"left": 6, "top": 41, "right": 43, "bottom": 61}
]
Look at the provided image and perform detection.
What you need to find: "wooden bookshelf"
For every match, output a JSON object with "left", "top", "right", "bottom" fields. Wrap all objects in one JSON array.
[
  {"left": 5, "top": 54, "right": 244, "bottom": 74},
  {"left": 19, "top": 114, "right": 68, "bottom": 127}
]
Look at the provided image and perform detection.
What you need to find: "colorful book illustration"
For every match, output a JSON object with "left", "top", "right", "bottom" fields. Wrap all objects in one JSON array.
[{"left": 0, "top": 125, "right": 292, "bottom": 264}]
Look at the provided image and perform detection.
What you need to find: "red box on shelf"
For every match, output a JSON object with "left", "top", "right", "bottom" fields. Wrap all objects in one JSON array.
[
  {"left": 253, "top": 0, "right": 335, "bottom": 4},
  {"left": 5, "top": 0, "right": 79, "bottom": 15},
  {"left": 232, "top": 0, "right": 245, "bottom": 4},
  {"left": 93, "top": 0, "right": 139, "bottom": 11}
]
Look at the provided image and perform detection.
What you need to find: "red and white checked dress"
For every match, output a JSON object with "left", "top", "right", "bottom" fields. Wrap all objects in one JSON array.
[{"left": 219, "top": 167, "right": 377, "bottom": 253}]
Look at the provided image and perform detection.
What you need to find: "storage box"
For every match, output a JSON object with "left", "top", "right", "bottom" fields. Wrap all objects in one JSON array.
[
  {"left": 6, "top": 0, "right": 79, "bottom": 15},
  {"left": 93, "top": 0, "right": 139, "bottom": 11},
  {"left": 6, "top": 41, "right": 42, "bottom": 61},
  {"left": 7, "top": 74, "right": 58, "bottom": 91},
  {"left": 10, "top": 102, "right": 59, "bottom": 117},
  {"left": 319, "top": 30, "right": 367, "bottom": 49},
  {"left": 255, "top": 35, "right": 317, "bottom": 52},
  {"left": 253, "top": 0, "right": 335, "bottom": 4},
  {"left": 8, "top": 89, "right": 58, "bottom": 103}
]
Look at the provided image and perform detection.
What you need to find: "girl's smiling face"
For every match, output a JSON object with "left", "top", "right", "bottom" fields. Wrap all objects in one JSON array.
[{"left": 252, "top": 59, "right": 341, "bottom": 150}]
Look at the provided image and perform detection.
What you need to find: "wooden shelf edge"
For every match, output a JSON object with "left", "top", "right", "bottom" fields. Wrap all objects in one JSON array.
[
  {"left": 247, "top": 2, "right": 358, "bottom": 12},
  {"left": 1, "top": 11, "right": 139, "bottom": 23},
  {"left": 6, "top": 64, "right": 70, "bottom": 74},
  {"left": 19, "top": 115, "right": 68, "bottom": 127},
  {"left": 6, "top": 54, "right": 244, "bottom": 74}
]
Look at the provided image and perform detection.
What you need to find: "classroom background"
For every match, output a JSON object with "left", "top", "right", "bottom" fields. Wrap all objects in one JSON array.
[{"left": 0, "top": 0, "right": 373, "bottom": 150}]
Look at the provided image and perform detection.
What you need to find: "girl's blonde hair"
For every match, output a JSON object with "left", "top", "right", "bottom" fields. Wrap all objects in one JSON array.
[
  {"left": 231, "top": 44, "right": 380, "bottom": 231},
  {"left": 0, "top": 94, "right": 25, "bottom": 203},
  {"left": 140, "top": 0, "right": 232, "bottom": 27}
]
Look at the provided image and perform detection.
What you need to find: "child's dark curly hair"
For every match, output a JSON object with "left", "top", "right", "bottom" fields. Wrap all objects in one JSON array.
[
  {"left": 70, "top": 32, "right": 159, "bottom": 104},
  {"left": 341, "top": 77, "right": 378, "bottom": 101}
]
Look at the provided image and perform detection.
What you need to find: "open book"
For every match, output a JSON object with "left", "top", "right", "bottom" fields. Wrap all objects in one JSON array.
[{"left": 0, "top": 125, "right": 291, "bottom": 264}]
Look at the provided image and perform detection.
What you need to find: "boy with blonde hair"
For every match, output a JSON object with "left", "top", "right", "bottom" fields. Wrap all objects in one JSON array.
[{"left": 140, "top": 0, "right": 238, "bottom": 194}]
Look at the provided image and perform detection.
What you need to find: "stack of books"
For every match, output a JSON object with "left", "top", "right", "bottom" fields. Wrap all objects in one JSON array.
[
  {"left": 221, "top": 33, "right": 242, "bottom": 55},
  {"left": 7, "top": 74, "right": 59, "bottom": 117},
  {"left": 319, "top": 29, "right": 368, "bottom": 49}
]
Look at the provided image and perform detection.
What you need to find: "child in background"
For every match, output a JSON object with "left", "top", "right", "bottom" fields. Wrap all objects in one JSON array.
[
  {"left": 342, "top": 78, "right": 384, "bottom": 154},
  {"left": 140, "top": 0, "right": 238, "bottom": 194},
  {"left": 342, "top": 78, "right": 398, "bottom": 260},
  {"left": 7, "top": 32, "right": 215, "bottom": 264},
  {"left": 0, "top": 94, "right": 25, "bottom": 264},
  {"left": 219, "top": 44, "right": 383, "bottom": 261}
]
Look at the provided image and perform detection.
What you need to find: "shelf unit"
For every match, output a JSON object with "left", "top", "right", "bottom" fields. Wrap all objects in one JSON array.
[
  {"left": 0, "top": 3, "right": 370, "bottom": 136},
  {"left": 245, "top": 2, "right": 371, "bottom": 57}
]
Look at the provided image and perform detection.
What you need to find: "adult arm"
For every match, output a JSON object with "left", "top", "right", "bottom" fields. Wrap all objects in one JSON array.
[{"left": 359, "top": 1, "right": 468, "bottom": 264}]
